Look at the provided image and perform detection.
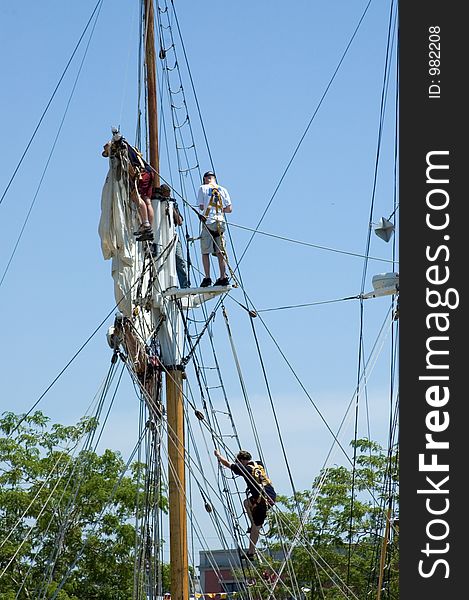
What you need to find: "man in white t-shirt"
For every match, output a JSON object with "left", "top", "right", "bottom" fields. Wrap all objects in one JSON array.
[{"left": 197, "top": 171, "right": 232, "bottom": 287}]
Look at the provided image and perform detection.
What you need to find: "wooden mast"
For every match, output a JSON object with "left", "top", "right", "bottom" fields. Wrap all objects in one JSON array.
[
  {"left": 144, "top": 2, "right": 189, "bottom": 599},
  {"left": 144, "top": 0, "right": 160, "bottom": 188}
]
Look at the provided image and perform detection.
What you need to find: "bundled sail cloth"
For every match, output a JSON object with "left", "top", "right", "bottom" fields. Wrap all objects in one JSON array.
[{"left": 98, "top": 147, "right": 136, "bottom": 317}]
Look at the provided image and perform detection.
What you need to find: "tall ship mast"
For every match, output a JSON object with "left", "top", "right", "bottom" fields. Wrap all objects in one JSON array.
[{"left": 100, "top": 2, "right": 232, "bottom": 596}]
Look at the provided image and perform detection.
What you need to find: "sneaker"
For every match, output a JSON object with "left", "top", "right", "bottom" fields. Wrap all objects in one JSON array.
[
  {"left": 214, "top": 277, "right": 229, "bottom": 286},
  {"left": 200, "top": 278, "right": 212, "bottom": 288},
  {"left": 133, "top": 225, "right": 152, "bottom": 236},
  {"left": 136, "top": 231, "right": 154, "bottom": 242}
]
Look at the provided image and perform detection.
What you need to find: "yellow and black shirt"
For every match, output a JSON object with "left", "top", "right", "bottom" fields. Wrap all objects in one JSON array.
[{"left": 231, "top": 460, "right": 276, "bottom": 503}]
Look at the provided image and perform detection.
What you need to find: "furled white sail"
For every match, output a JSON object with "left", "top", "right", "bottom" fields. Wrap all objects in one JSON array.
[{"left": 98, "top": 152, "right": 137, "bottom": 317}]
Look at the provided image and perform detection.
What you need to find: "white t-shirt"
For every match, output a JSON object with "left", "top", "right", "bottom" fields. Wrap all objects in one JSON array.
[{"left": 197, "top": 184, "right": 231, "bottom": 225}]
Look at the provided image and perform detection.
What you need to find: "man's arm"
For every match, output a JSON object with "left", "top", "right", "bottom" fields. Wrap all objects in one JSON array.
[
  {"left": 214, "top": 449, "right": 232, "bottom": 469},
  {"left": 197, "top": 186, "right": 205, "bottom": 212},
  {"left": 173, "top": 205, "right": 183, "bottom": 226},
  {"left": 221, "top": 187, "right": 232, "bottom": 214}
]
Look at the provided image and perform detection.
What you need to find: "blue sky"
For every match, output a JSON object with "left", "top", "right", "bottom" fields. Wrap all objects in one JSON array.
[{"left": 0, "top": 0, "right": 398, "bottom": 562}]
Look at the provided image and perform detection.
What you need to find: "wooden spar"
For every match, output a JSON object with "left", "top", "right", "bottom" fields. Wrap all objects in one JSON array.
[
  {"left": 144, "top": 0, "right": 160, "bottom": 187},
  {"left": 143, "top": 2, "right": 189, "bottom": 599}
]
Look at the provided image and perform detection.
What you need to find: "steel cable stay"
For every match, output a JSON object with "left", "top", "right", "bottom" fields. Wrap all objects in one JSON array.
[
  {"left": 248, "top": 323, "right": 398, "bottom": 599},
  {"left": 178, "top": 329, "right": 257, "bottom": 576},
  {"left": 259, "top": 303, "right": 396, "bottom": 476},
  {"left": 10, "top": 365, "right": 124, "bottom": 597},
  {"left": 218, "top": 304, "right": 305, "bottom": 578},
  {"left": 8, "top": 220, "right": 394, "bottom": 596},
  {"left": 132, "top": 416, "right": 165, "bottom": 598},
  {"left": 131, "top": 370, "right": 311, "bottom": 599},
  {"left": 256, "top": 295, "right": 361, "bottom": 313},
  {"left": 0, "top": 357, "right": 122, "bottom": 553},
  {"left": 226, "top": 221, "right": 399, "bottom": 265},
  {"left": 0, "top": 0, "right": 105, "bottom": 208},
  {"left": 6, "top": 255, "right": 158, "bottom": 439},
  {"left": 168, "top": 258, "right": 394, "bottom": 596},
  {"left": 0, "top": 4, "right": 103, "bottom": 289},
  {"left": 363, "top": 332, "right": 399, "bottom": 596},
  {"left": 221, "top": 291, "right": 399, "bottom": 562},
  {"left": 346, "top": 0, "right": 399, "bottom": 588},
  {"left": 35, "top": 364, "right": 127, "bottom": 600},
  {"left": 185, "top": 420, "right": 254, "bottom": 595},
  {"left": 44, "top": 428, "right": 148, "bottom": 600},
  {"left": 10, "top": 360, "right": 126, "bottom": 596},
  {"left": 230, "top": 0, "right": 376, "bottom": 274},
  {"left": 167, "top": 355, "right": 358, "bottom": 599},
  {"left": 157, "top": 426, "right": 303, "bottom": 600},
  {"left": 220, "top": 303, "right": 316, "bottom": 592},
  {"left": 133, "top": 408, "right": 252, "bottom": 592}
]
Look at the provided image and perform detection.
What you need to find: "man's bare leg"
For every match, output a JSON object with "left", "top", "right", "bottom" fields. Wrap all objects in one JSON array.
[
  {"left": 202, "top": 254, "right": 211, "bottom": 278},
  {"left": 143, "top": 198, "right": 154, "bottom": 227},
  {"left": 216, "top": 251, "right": 226, "bottom": 279},
  {"left": 248, "top": 525, "right": 261, "bottom": 555},
  {"left": 243, "top": 498, "right": 260, "bottom": 555}
]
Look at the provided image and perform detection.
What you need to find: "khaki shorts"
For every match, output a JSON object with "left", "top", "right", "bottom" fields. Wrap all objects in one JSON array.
[{"left": 200, "top": 221, "right": 226, "bottom": 256}]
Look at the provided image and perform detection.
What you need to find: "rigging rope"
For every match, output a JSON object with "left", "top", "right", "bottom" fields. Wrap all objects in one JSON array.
[
  {"left": 232, "top": 0, "right": 376, "bottom": 274},
  {"left": 0, "top": 5, "right": 103, "bottom": 289},
  {"left": 345, "top": 0, "right": 399, "bottom": 587},
  {"left": 228, "top": 221, "right": 399, "bottom": 265},
  {"left": 6, "top": 257, "right": 155, "bottom": 438},
  {"left": 0, "top": 0, "right": 105, "bottom": 208}
]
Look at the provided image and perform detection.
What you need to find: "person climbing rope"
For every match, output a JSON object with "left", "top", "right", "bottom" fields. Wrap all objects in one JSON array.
[
  {"left": 214, "top": 448, "right": 276, "bottom": 560},
  {"left": 197, "top": 171, "right": 232, "bottom": 287}
]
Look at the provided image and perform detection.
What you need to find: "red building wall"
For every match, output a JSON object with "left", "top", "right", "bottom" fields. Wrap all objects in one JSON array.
[{"left": 203, "top": 568, "right": 233, "bottom": 593}]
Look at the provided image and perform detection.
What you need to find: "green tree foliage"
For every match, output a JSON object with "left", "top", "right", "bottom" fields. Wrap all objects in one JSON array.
[
  {"left": 247, "top": 439, "right": 399, "bottom": 600},
  {"left": 0, "top": 411, "right": 169, "bottom": 599}
]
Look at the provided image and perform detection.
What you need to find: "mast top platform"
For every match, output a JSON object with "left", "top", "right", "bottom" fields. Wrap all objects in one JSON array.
[{"left": 163, "top": 285, "right": 232, "bottom": 308}]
